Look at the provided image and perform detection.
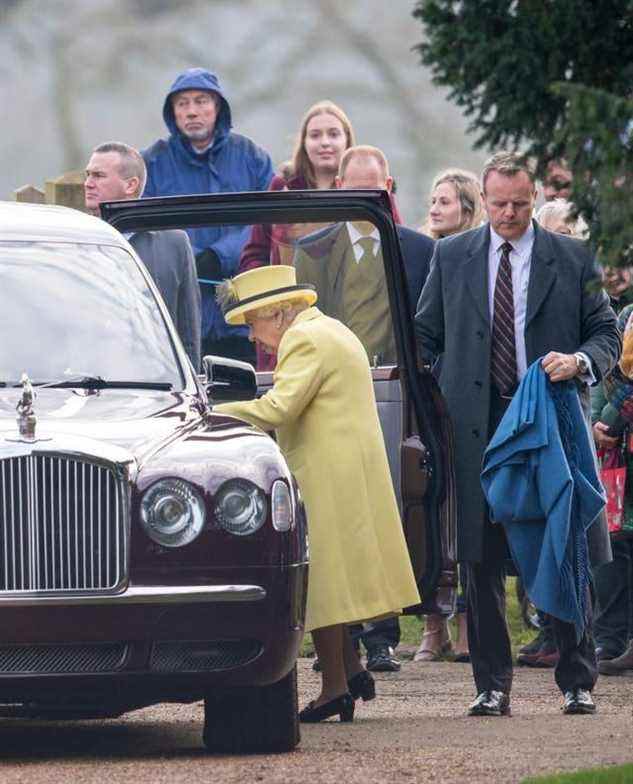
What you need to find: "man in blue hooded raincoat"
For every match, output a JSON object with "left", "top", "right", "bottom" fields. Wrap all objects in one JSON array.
[{"left": 142, "top": 68, "right": 274, "bottom": 363}]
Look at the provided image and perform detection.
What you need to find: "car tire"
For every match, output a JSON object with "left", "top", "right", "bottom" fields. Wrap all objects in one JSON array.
[{"left": 202, "top": 665, "right": 300, "bottom": 753}]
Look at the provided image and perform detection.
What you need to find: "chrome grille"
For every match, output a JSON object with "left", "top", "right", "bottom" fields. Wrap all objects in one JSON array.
[{"left": 0, "top": 455, "right": 126, "bottom": 592}]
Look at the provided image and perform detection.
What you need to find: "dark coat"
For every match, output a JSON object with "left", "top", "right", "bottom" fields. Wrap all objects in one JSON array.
[
  {"left": 415, "top": 220, "right": 620, "bottom": 563},
  {"left": 129, "top": 230, "right": 201, "bottom": 372},
  {"left": 397, "top": 226, "right": 434, "bottom": 318}
]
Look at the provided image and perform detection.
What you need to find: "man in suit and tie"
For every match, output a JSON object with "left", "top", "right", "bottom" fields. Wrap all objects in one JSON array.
[
  {"left": 85, "top": 142, "right": 201, "bottom": 371},
  {"left": 415, "top": 151, "right": 619, "bottom": 717},
  {"left": 293, "top": 145, "right": 434, "bottom": 366}
]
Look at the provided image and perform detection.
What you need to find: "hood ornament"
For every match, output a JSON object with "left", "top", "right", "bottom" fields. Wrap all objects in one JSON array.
[
  {"left": 6, "top": 373, "right": 50, "bottom": 444},
  {"left": 16, "top": 373, "right": 36, "bottom": 440}
]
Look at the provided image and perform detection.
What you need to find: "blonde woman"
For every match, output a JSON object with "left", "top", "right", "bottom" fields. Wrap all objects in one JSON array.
[
  {"left": 214, "top": 266, "right": 420, "bottom": 722},
  {"left": 421, "top": 168, "right": 485, "bottom": 239}
]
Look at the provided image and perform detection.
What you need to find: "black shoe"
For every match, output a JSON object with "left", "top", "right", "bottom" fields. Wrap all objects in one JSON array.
[
  {"left": 366, "top": 646, "right": 400, "bottom": 672},
  {"left": 299, "top": 692, "right": 355, "bottom": 723},
  {"left": 517, "top": 630, "right": 557, "bottom": 667},
  {"left": 562, "top": 688, "right": 596, "bottom": 714},
  {"left": 467, "top": 690, "right": 511, "bottom": 717},
  {"left": 348, "top": 670, "right": 376, "bottom": 701}
]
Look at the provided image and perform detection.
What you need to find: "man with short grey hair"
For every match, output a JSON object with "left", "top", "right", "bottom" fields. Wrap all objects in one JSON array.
[
  {"left": 85, "top": 142, "right": 201, "bottom": 370},
  {"left": 415, "top": 150, "right": 619, "bottom": 718}
]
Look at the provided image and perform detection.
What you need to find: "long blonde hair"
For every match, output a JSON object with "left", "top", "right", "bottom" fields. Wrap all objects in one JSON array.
[
  {"left": 281, "top": 100, "right": 355, "bottom": 188},
  {"left": 421, "top": 168, "right": 484, "bottom": 239}
]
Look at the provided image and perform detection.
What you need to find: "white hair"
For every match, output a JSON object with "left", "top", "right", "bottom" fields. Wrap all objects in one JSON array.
[{"left": 535, "top": 199, "right": 588, "bottom": 239}]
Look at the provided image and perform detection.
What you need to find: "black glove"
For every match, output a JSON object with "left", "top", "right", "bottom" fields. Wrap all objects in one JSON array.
[{"left": 195, "top": 248, "right": 222, "bottom": 281}]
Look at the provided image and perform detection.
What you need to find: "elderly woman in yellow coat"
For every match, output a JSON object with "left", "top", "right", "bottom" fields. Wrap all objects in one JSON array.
[{"left": 214, "top": 265, "right": 420, "bottom": 723}]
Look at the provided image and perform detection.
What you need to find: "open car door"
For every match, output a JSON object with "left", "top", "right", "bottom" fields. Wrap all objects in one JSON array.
[{"left": 101, "top": 189, "right": 457, "bottom": 614}]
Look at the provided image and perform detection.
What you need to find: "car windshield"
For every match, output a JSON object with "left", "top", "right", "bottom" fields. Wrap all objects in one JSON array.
[{"left": 0, "top": 241, "right": 184, "bottom": 389}]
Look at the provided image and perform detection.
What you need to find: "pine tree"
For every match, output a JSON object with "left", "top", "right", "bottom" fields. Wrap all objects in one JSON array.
[{"left": 413, "top": 0, "right": 633, "bottom": 266}]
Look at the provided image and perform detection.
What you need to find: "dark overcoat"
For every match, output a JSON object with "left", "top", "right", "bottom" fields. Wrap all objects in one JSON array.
[
  {"left": 414, "top": 220, "right": 620, "bottom": 564},
  {"left": 129, "top": 229, "right": 201, "bottom": 371}
]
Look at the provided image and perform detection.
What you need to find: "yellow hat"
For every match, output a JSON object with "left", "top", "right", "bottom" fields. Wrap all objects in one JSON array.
[{"left": 220, "top": 265, "right": 317, "bottom": 326}]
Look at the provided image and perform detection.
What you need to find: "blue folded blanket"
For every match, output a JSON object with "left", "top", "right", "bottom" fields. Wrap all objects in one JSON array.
[{"left": 481, "top": 360, "right": 605, "bottom": 640}]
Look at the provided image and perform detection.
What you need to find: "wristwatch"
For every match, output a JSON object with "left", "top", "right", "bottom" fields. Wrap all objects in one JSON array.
[{"left": 574, "top": 352, "right": 590, "bottom": 375}]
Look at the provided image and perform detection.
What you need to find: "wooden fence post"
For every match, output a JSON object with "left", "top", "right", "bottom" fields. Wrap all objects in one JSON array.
[
  {"left": 13, "top": 185, "right": 46, "bottom": 204},
  {"left": 44, "top": 170, "right": 86, "bottom": 211}
]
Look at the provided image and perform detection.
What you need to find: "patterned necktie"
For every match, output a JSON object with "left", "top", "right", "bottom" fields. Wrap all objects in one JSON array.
[{"left": 490, "top": 241, "right": 517, "bottom": 395}]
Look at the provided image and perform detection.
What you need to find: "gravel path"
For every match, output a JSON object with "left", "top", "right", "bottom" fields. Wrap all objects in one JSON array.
[{"left": 1, "top": 655, "right": 631, "bottom": 784}]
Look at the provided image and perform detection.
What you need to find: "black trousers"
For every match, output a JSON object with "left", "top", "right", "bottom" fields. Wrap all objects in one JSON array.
[
  {"left": 593, "top": 537, "right": 633, "bottom": 657},
  {"left": 348, "top": 617, "right": 400, "bottom": 652},
  {"left": 465, "top": 387, "right": 599, "bottom": 696}
]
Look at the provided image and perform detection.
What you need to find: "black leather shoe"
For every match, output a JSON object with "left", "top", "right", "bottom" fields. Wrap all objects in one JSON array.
[
  {"left": 348, "top": 670, "right": 376, "bottom": 701},
  {"left": 366, "top": 645, "right": 401, "bottom": 672},
  {"left": 467, "top": 690, "right": 511, "bottom": 717},
  {"left": 299, "top": 692, "right": 355, "bottom": 723},
  {"left": 562, "top": 689, "right": 596, "bottom": 714}
]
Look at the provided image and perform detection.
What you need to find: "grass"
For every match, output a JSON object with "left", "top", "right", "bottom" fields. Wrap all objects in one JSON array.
[
  {"left": 522, "top": 764, "right": 633, "bottom": 783},
  {"left": 300, "top": 576, "right": 538, "bottom": 657}
]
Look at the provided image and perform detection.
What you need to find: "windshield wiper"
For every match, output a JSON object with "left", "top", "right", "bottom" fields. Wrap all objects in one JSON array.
[{"left": 25, "top": 376, "right": 173, "bottom": 391}]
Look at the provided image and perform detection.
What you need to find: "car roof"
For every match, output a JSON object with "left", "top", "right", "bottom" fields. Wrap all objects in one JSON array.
[{"left": 0, "top": 201, "right": 127, "bottom": 246}]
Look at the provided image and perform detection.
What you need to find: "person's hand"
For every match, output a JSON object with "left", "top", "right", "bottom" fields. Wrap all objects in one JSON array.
[
  {"left": 541, "top": 352, "right": 578, "bottom": 382},
  {"left": 593, "top": 421, "right": 619, "bottom": 449}
]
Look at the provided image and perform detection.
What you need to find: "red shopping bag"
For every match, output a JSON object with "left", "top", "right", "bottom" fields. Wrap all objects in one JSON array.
[{"left": 600, "top": 447, "right": 626, "bottom": 533}]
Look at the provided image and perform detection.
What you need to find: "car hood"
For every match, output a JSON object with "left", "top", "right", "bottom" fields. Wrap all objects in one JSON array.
[{"left": 0, "top": 387, "right": 200, "bottom": 459}]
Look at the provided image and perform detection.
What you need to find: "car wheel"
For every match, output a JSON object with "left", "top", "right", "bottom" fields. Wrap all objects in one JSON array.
[{"left": 202, "top": 665, "right": 299, "bottom": 753}]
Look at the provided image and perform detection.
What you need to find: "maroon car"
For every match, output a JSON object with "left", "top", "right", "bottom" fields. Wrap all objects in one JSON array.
[
  {"left": 0, "top": 191, "right": 456, "bottom": 753},
  {"left": 0, "top": 201, "right": 307, "bottom": 752}
]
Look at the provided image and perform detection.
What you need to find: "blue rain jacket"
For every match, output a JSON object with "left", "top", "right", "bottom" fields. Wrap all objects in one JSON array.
[
  {"left": 481, "top": 360, "right": 605, "bottom": 640},
  {"left": 142, "top": 68, "right": 273, "bottom": 341}
]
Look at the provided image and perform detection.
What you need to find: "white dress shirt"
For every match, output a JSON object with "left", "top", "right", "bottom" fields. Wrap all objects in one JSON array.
[
  {"left": 488, "top": 224, "right": 533, "bottom": 380},
  {"left": 487, "top": 223, "right": 594, "bottom": 383}
]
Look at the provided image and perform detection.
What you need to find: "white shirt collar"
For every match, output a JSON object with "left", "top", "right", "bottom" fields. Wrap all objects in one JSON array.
[{"left": 346, "top": 222, "right": 380, "bottom": 246}]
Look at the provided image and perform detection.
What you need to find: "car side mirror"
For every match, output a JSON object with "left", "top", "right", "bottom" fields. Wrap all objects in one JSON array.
[{"left": 202, "top": 355, "right": 257, "bottom": 402}]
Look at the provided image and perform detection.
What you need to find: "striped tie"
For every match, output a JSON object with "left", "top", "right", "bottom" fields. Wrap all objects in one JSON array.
[{"left": 490, "top": 241, "right": 517, "bottom": 396}]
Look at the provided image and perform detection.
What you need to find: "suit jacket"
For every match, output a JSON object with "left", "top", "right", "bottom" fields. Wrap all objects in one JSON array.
[
  {"left": 293, "top": 223, "right": 433, "bottom": 364},
  {"left": 415, "top": 220, "right": 619, "bottom": 563},
  {"left": 129, "top": 230, "right": 201, "bottom": 371},
  {"left": 214, "top": 307, "right": 420, "bottom": 631},
  {"left": 397, "top": 226, "right": 434, "bottom": 318}
]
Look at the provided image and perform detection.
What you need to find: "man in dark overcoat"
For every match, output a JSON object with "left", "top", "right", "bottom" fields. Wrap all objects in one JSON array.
[{"left": 415, "top": 151, "right": 620, "bottom": 717}]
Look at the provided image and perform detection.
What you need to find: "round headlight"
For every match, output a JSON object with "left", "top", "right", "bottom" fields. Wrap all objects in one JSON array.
[
  {"left": 214, "top": 479, "right": 267, "bottom": 536},
  {"left": 141, "top": 478, "right": 205, "bottom": 547}
]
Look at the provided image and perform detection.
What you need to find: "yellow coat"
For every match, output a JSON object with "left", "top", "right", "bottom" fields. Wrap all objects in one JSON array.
[{"left": 214, "top": 307, "right": 420, "bottom": 631}]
